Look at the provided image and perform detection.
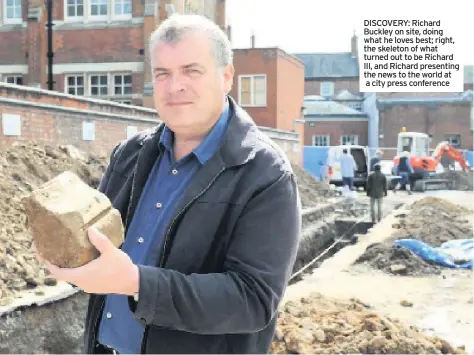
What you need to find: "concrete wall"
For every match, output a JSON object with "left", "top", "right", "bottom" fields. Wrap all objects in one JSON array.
[{"left": 0, "top": 83, "right": 303, "bottom": 166}]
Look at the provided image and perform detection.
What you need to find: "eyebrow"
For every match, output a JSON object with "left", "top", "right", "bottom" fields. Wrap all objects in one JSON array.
[{"left": 153, "top": 63, "right": 202, "bottom": 73}]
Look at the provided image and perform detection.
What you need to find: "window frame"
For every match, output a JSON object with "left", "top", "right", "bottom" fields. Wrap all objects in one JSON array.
[
  {"left": 3, "top": 75, "right": 23, "bottom": 85},
  {"left": 445, "top": 134, "right": 461, "bottom": 148},
  {"left": 3, "top": 0, "right": 22, "bottom": 24},
  {"left": 89, "top": 73, "right": 109, "bottom": 96},
  {"left": 89, "top": 0, "right": 109, "bottom": 21},
  {"left": 113, "top": 0, "right": 132, "bottom": 20},
  {"left": 238, "top": 74, "right": 267, "bottom": 107},
  {"left": 320, "top": 81, "right": 334, "bottom": 97},
  {"left": 65, "top": 74, "right": 86, "bottom": 96},
  {"left": 340, "top": 135, "right": 359, "bottom": 145},
  {"left": 64, "top": 0, "right": 85, "bottom": 21},
  {"left": 112, "top": 73, "right": 133, "bottom": 96},
  {"left": 312, "top": 135, "right": 330, "bottom": 146}
]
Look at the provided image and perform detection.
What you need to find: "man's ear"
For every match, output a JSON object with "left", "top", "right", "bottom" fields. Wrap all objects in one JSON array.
[{"left": 223, "top": 64, "right": 234, "bottom": 94}]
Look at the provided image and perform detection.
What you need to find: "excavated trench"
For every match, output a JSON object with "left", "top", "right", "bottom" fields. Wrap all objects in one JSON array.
[{"left": 290, "top": 200, "right": 403, "bottom": 284}]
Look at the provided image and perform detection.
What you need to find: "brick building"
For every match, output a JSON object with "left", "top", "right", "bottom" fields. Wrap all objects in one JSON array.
[
  {"left": 229, "top": 46, "right": 306, "bottom": 163},
  {"left": 0, "top": 0, "right": 226, "bottom": 108}
]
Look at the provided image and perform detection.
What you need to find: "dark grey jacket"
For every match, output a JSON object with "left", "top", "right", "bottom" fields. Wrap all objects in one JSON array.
[
  {"left": 83, "top": 97, "right": 302, "bottom": 354},
  {"left": 366, "top": 170, "right": 387, "bottom": 198}
]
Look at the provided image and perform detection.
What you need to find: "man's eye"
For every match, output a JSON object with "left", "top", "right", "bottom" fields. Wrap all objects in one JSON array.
[
  {"left": 186, "top": 68, "right": 200, "bottom": 75},
  {"left": 155, "top": 73, "right": 167, "bottom": 80}
]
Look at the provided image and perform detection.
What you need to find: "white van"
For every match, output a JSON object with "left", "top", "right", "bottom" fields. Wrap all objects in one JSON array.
[{"left": 327, "top": 145, "right": 370, "bottom": 189}]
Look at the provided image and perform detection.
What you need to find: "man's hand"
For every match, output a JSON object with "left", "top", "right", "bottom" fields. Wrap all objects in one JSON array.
[{"left": 40, "top": 227, "right": 139, "bottom": 296}]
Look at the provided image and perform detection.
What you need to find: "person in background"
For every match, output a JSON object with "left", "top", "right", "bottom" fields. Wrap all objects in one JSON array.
[
  {"left": 395, "top": 150, "right": 414, "bottom": 194},
  {"left": 366, "top": 163, "right": 387, "bottom": 224},
  {"left": 340, "top": 149, "right": 357, "bottom": 191},
  {"left": 370, "top": 150, "right": 384, "bottom": 172}
]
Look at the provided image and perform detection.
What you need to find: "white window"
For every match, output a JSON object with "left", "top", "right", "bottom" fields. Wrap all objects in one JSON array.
[
  {"left": 82, "top": 121, "right": 95, "bottom": 141},
  {"left": 4, "top": 75, "right": 23, "bottom": 85},
  {"left": 114, "top": 0, "right": 132, "bottom": 17},
  {"left": 341, "top": 135, "right": 358, "bottom": 145},
  {"left": 65, "top": 75, "right": 85, "bottom": 95},
  {"left": 113, "top": 74, "right": 132, "bottom": 95},
  {"left": 90, "top": 0, "right": 108, "bottom": 19},
  {"left": 114, "top": 99, "right": 132, "bottom": 105},
  {"left": 66, "top": 0, "right": 84, "bottom": 19},
  {"left": 90, "top": 74, "right": 108, "bottom": 95},
  {"left": 312, "top": 135, "right": 330, "bottom": 146},
  {"left": 4, "top": 0, "right": 22, "bottom": 24},
  {"left": 320, "top": 82, "right": 334, "bottom": 97},
  {"left": 238, "top": 75, "right": 266, "bottom": 107}
]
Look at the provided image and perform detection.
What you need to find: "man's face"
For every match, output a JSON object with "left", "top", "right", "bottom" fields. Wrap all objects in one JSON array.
[{"left": 151, "top": 33, "right": 234, "bottom": 137}]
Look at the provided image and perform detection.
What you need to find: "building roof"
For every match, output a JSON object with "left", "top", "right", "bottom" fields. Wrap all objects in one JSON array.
[
  {"left": 333, "top": 90, "right": 363, "bottom": 101},
  {"left": 303, "top": 97, "right": 367, "bottom": 119},
  {"left": 376, "top": 95, "right": 473, "bottom": 110},
  {"left": 303, "top": 95, "right": 326, "bottom": 101},
  {"left": 465, "top": 65, "right": 473, "bottom": 84},
  {"left": 294, "top": 53, "right": 359, "bottom": 78}
]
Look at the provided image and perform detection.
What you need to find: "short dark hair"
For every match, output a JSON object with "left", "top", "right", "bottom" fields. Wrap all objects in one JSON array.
[
  {"left": 374, "top": 164, "right": 381, "bottom": 171},
  {"left": 342, "top": 149, "right": 348, "bottom": 154}
]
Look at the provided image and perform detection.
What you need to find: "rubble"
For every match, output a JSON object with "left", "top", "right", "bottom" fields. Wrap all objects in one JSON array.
[
  {"left": 291, "top": 164, "right": 338, "bottom": 208},
  {"left": 435, "top": 170, "right": 474, "bottom": 191},
  {"left": 355, "top": 197, "right": 473, "bottom": 276},
  {"left": 270, "top": 292, "right": 466, "bottom": 354},
  {"left": 0, "top": 143, "right": 107, "bottom": 304},
  {"left": 23, "top": 171, "right": 124, "bottom": 268}
]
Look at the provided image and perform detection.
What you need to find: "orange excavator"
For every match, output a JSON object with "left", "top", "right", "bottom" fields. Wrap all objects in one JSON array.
[{"left": 392, "top": 128, "right": 472, "bottom": 191}]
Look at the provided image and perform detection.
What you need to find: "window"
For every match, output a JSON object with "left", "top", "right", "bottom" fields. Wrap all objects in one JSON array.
[
  {"left": 114, "top": 74, "right": 132, "bottom": 95},
  {"left": 445, "top": 134, "right": 461, "bottom": 148},
  {"left": 312, "top": 135, "right": 330, "bottom": 146},
  {"left": 66, "top": 0, "right": 84, "bottom": 18},
  {"left": 238, "top": 75, "right": 266, "bottom": 107},
  {"left": 4, "top": 0, "right": 22, "bottom": 23},
  {"left": 2, "top": 113, "right": 21, "bottom": 136},
  {"left": 66, "top": 75, "right": 85, "bottom": 95},
  {"left": 114, "top": 99, "right": 132, "bottom": 105},
  {"left": 348, "top": 102, "right": 362, "bottom": 110},
  {"left": 90, "top": 0, "right": 108, "bottom": 18},
  {"left": 126, "top": 125, "right": 138, "bottom": 138},
  {"left": 320, "top": 82, "right": 334, "bottom": 97},
  {"left": 4, "top": 75, "right": 23, "bottom": 85},
  {"left": 340, "top": 135, "right": 358, "bottom": 145},
  {"left": 114, "top": 0, "right": 132, "bottom": 17},
  {"left": 90, "top": 74, "right": 108, "bottom": 95}
]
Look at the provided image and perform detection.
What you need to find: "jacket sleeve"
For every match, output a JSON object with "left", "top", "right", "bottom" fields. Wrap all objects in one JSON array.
[
  {"left": 366, "top": 174, "right": 372, "bottom": 195},
  {"left": 383, "top": 175, "right": 388, "bottom": 195},
  {"left": 130, "top": 172, "right": 301, "bottom": 334}
]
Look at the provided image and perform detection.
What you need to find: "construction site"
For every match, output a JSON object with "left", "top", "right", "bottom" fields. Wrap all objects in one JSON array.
[{"left": 0, "top": 141, "right": 472, "bottom": 354}]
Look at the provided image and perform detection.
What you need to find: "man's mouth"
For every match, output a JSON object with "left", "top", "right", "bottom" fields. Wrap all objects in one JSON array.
[{"left": 167, "top": 102, "right": 192, "bottom": 106}]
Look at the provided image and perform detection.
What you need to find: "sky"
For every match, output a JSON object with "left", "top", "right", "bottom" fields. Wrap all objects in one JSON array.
[{"left": 226, "top": 0, "right": 474, "bottom": 66}]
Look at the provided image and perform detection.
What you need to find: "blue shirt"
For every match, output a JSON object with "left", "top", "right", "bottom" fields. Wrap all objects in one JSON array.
[
  {"left": 97, "top": 100, "right": 230, "bottom": 354},
  {"left": 340, "top": 153, "right": 357, "bottom": 178}
]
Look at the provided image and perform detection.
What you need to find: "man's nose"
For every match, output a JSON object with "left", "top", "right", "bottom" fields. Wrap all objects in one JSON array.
[{"left": 166, "top": 75, "right": 186, "bottom": 93}]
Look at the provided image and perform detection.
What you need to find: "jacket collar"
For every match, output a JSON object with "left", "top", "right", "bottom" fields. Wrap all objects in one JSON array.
[{"left": 137, "top": 95, "right": 257, "bottom": 169}]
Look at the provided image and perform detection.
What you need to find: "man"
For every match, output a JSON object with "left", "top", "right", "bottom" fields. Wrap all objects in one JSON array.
[
  {"left": 366, "top": 163, "right": 387, "bottom": 224},
  {"left": 340, "top": 148, "right": 357, "bottom": 191},
  {"left": 38, "top": 14, "right": 301, "bottom": 354},
  {"left": 395, "top": 150, "right": 414, "bottom": 194},
  {"left": 369, "top": 150, "right": 383, "bottom": 172}
]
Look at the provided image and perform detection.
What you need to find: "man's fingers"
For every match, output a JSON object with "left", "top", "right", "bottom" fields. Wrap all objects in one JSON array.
[{"left": 88, "top": 227, "right": 113, "bottom": 254}]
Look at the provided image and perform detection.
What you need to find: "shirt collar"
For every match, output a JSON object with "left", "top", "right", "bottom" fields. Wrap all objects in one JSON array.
[{"left": 159, "top": 98, "right": 230, "bottom": 165}]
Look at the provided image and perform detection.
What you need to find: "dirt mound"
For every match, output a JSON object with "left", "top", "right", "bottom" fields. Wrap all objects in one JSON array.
[
  {"left": 0, "top": 143, "right": 107, "bottom": 305},
  {"left": 292, "top": 164, "right": 337, "bottom": 208},
  {"left": 270, "top": 293, "right": 465, "bottom": 354},
  {"left": 355, "top": 243, "right": 442, "bottom": 276},
  {"left": 355, "top": 197, "right": 472, "bottom": 276}
]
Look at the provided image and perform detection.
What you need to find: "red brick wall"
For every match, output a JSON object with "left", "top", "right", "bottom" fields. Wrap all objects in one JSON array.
[
  {"left": 230, "top": 48, "right": 278, "bottom": 128},
  {"left": 304, "top": 78, "right": 360, "bottom": 96},
  {"left": 0, "top": 84, "right": 157, "bottom": 156},
  {"left": 0, "top": 31, "right": 26, "bottom": 65},
  {"left": 304, "top": 121, "right": 368, "bottom": 146},
  {"left": 276, "top": 50, "right": 305, "bottom": 132},
  {"left": 379, "top": 104, "right": 473, "bottom": 150}
]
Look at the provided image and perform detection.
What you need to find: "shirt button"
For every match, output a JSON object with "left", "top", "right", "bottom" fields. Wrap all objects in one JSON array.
[
  {"left": 156, "top": 202, "right": 162, "bottom": 208},
  {"left": 138, "top": 237, "right": 144, "bottom": 243},
  {"left": 106, "top": 312, "right": 112, "bottom": 319},
  {"left": 171, "top": 169, "right": 178, "bottom": 175}
]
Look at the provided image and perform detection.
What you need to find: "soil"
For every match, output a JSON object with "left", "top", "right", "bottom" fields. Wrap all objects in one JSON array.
[
  {"left": 355, "top": 196, "right": 473, "bottom": 276},
  {"left": 292, "top": 164, "right": 338, "bottom": 208},
  {"left": 0, "top": 143, "right": 107, "bottom": 305},
  {"left": 270, "top": 292, "right": 465, "bottom": 354},
  {"left": 435, "top": 170, "right": 473, "bottom": 191}
]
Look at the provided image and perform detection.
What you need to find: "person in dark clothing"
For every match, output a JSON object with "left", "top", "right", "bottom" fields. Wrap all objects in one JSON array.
[
  {"left": 366, "top": 163, "right": 387, "bottom": 223},
  {"left": 395, "top": 151, "right": 414, "bottom": 194},
  {"left": 369, "top": 150, "right": 383, "bottom": 172},
  {"left": 34, "top": 14, "right": 301, "bottom": 355}
]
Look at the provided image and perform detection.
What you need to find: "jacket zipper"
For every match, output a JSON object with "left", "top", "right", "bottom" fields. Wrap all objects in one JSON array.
[{"left": 140, "top": 167, "right": 226, "bottom": 353}]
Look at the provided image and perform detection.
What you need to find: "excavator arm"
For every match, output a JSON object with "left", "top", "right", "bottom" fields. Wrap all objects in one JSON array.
[{"left": 431, "top": 142, "right": 471, "bottom": 171}]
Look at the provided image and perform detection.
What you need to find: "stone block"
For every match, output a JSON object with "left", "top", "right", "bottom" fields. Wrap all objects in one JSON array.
[{"left": 22, "top": 171, "right": 124, "bottom": 268}]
